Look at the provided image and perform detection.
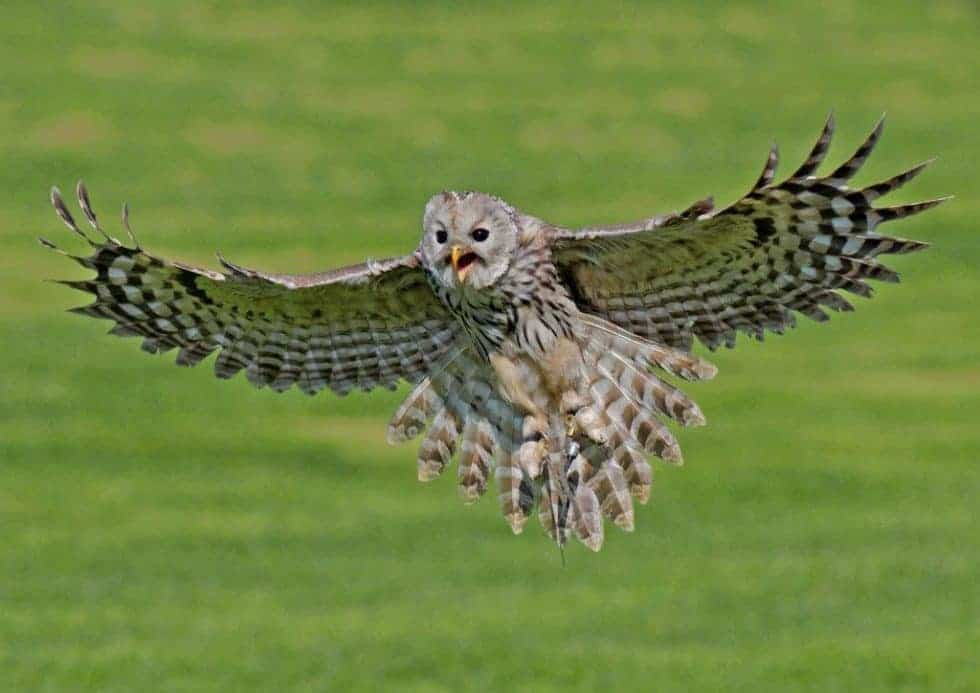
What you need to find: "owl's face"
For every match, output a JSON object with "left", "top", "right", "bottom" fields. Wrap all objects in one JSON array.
[{"left": 419, "top": 191, "right": 519, "bottom": 291}]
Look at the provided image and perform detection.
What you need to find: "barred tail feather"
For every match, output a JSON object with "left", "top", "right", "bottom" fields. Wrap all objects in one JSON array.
[
  {"left": 496, "top": 447, "right": 535, "bottom": 534},
  {"left": 614, "top": 442, "right": 653, "bottom": 503},
  {"left": 387, "top": 377, "right": 441, "bottom": 444},
  {"left": 539, "top": 418, "right": 574, "bottom": 547},
  {"left": 416, "top": 408, "right": 459, "bottom": 482},
  {"left": 572, "top": 482, "right": 604, "bottom": 551},
  {"left": 578, "top": 314, "right": 717, "bottom": 381},
  {"left": 588, "top": 460, "right": 634, "bottom": 532},
  {"left": 458, "top": 420, "right": 495, "bottom": 503}
]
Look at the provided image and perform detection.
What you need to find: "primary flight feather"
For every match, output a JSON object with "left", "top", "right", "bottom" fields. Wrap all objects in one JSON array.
[{"left": 44, "top": 115, "right": 946, "bottom": 551}]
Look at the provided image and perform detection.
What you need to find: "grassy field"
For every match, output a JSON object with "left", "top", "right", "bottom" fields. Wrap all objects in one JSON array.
[{"left": 2, "top": 1, "right": 978, "bottom": 690}]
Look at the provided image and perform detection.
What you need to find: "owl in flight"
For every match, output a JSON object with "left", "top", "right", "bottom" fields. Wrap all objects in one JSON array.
[{"left": 45, "top": 116, "right": 945, "bottom": 552}]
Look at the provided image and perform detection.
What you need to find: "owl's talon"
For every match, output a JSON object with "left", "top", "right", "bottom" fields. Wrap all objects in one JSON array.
[{"left": 565, "top": 413, "right": 577, "bottom": 437}]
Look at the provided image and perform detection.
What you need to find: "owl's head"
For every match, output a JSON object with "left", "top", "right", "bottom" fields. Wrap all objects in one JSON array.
[{"left": 419, "top": 191, "right": 520, "bottom": 291}]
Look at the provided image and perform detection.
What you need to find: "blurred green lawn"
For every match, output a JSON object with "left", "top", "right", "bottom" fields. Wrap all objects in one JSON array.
[{"left": 2, "top": 1, "right": 978, "bottom": 690}]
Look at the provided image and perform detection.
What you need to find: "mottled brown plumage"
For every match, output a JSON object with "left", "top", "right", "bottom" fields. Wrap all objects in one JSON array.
[{"left": 43, "top": 116, "right": 946, "bottom": 552}]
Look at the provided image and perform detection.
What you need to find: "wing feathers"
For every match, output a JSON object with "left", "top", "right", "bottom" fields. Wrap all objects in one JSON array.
[
  {"left": 49, "top": 186, "right": 92, "bottom": 243},
  {"left": 789, "top": 112, "right": 835, "bottom": 179},
  {"left": 863, "top": 158, "right": 935, "bottom": 201},
  {"left": 826, "top": 113, "right": 885, "bottom": 184},
  {"left": 751, "top": 143, "right": 779, "bottom": 192},
  {"left": 555, "top": 117, "right": 944, "bottom": 351},
  {"left": 46, "top": 184, "right": 457, "bottom": 396}
]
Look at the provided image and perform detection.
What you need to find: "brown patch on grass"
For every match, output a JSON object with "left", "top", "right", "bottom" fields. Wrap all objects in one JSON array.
[
  {"left": 185, "top": 123, "right": 266, "bottom": 155},
  {"left": 184, "top": 121, "right": 317, "bottom": 165},
  {"left": 75, "top": 47, "right": 154, "bottom": 77},
  {"left": 73, "top": 47, "right": 197, "bottom": 80},
  {"left": 719, "top": 7, "right": 775, "bottom": 41},
  {"left": 519, "top": 117, "right": 681, "bottom": 157},
  {"left": 29, "top": 113, "right": 114, "bottom": 151},
  {"left": 656, "top": 87, "right": 711, "bottom": 118}
]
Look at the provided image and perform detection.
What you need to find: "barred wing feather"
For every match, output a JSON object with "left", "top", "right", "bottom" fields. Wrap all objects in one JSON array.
[
  {"left": 554, "top": 115, "right": 948, "bottom": 351},
  {"left": 43, "top": 184, "right": 458, "bottom": 395}
]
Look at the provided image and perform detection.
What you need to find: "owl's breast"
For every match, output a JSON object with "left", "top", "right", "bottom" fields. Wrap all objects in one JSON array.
[
  {"left": 426, "top": 254, "right": 578, "bottom": 363},
  {"left": 499, "top": 260, "right": 578, "bottom": 360},
  {"left": 430, "top": 281, "right": 516, "bottom": 360}
]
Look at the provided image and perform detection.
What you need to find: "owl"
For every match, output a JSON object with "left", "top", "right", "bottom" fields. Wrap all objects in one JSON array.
[{"left": 44, "top": 115, "right": 946, "bottom": 552}]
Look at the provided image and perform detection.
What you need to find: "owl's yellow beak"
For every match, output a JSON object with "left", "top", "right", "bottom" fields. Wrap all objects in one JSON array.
[{"left": 451, "top": 245, "right": 476, "bottom": 284}]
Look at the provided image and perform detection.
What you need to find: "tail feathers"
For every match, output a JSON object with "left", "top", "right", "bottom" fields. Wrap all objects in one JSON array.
[
  {"left": 538, "top": 495, "right": 573, "bottom": 548},
  {"left": 537, "top": 481, "right": 558, "bottom": 543},
  {"left": 416, "top": 408, "right": 459, "bottom": 482},
  {"left": 591, "top": 378, "right": 683, "bottom": 463},
  {"left": 599, "top": 350, "right": 705, "bottom": 427},
  {"left": 387, "top": 377, "right": 441, "bottom": 444},
  {"left": 387, "top": 317, "right": 711, "bottom": 550},
  {"left": 621, "top": 451, "right": 653, "bottom": 503},
  {"left": 565, "top": 454, "right": 606, "bottom": 550},
  {"left": 538, "top": 472, "right": 572, "bottom": 547},
  {"left": 610, "top": 441, "right": 653, "bottom": 503},
  {"left": 572, "top": 482, "right": 604, "bottom": 551},
  {"left": 565, "top": 452, "right": 634, "bottom": 547},
  {"left": 539, "top": 422, "right": 573, "bottom": 548},
  {"left": 457, "top": 420, "right": 495, "bottom": 503},
  {"left": 579, "top": 435, "right": 653, "bottom": 504},
  {"left": 579, "top": 314, "right": 717, "bottom": 381},
  {"left": 588, "top": 461, "right": 635, "bottom": 532},
  {"left": 496, "top": 450, "right": 535, "bottom": 534}
]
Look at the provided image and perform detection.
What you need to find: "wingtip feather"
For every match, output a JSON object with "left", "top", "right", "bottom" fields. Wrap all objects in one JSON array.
[{"left": 50, "top": 185, "right": 91, "bottom": 242}]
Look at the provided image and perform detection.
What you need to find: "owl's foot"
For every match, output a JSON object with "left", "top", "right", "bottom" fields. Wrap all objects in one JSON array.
[
  {"left": 572, "top": 405, "right": 608, "bottom": 446},
  {"left": 565, "top": 413, "right": 577, "bottom": 438},
  {"left": 517, "top": 438, "right": 547, "bottom": 478}
]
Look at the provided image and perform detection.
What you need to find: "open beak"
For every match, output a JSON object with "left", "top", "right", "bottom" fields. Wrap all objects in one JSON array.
[{"left": 451, "top": 245, "right": 478, "bottom": 284}]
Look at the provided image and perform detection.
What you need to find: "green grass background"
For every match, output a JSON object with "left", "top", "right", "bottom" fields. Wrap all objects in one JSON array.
[{"left": 2, "top": 2, "right": 978, "bottom": 690}]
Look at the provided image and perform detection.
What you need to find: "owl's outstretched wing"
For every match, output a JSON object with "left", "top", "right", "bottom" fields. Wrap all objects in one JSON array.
[
  {"left": 43, "top": 184, "right": 457, "bottom": 395},
  {"left": 553, "top": 116, "right": 949, "bottom": 350}
]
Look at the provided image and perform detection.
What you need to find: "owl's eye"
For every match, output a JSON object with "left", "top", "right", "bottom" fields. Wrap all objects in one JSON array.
[
  {"left": 435, "top": 229, "right": 448, "bottom": 244},
  {"left": 471, "top": 227, "right": 490, "bottom": 242}
]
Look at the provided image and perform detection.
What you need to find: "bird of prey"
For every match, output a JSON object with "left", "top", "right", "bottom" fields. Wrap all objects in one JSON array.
[{"left": 43, "top": 115, "right": 946, "bottom": 552}]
